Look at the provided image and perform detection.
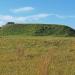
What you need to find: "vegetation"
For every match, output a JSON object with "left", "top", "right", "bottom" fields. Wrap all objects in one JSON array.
[
  {"left": 6, "top": 22, "right": 15, "bottom": 25},
  {"left": 0, "top": 23, "right": 75, "bottom": 36},
  {"left": 0, "top": 23, "right": 75, "bottom": 75},
  {"left": 0, "top": 36, "right": 75, "bottom": 75}
]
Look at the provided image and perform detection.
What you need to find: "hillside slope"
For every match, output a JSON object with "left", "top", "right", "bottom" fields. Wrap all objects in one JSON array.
[{"left": 0, "top": 24, "right": 75, "bottom": 36}]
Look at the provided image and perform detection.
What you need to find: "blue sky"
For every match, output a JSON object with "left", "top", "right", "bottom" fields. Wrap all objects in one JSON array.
[{"left": 0, "top": 0, "right": 75, "bottom": 28}]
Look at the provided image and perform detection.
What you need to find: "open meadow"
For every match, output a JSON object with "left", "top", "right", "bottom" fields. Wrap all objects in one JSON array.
[{"left": 0, "top": 36, "right": 75, "bottom": 75}]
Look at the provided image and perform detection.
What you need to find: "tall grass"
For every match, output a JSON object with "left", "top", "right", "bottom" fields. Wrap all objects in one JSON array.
[{"left": 0, "top": 36, "right": 75, "bottom": 75}]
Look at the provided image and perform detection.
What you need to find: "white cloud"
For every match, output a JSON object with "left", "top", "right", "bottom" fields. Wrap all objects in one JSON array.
[
  {"left": 0, "top": 21, "right": 5, "bottom": 26},
  {"left": 0, "top": 15, "right": 13, "bottom": 21},
  {"left": 0, "top": 14, "right": 49, "bottom": 22},
  {"left": 49, "top": 14, "right": 75, "bottom": 19},
  {"left": 22, "top": 13, "right": 50, "bottom": 21},
  {"left": 53, "top": 14, "right": 66, "bottom": 19},
  {"left": 11, "top": 7, "right": 34, "bottom": 13},
  {"left": 0, "top": 13, "right": 75, "bottom": 26}
]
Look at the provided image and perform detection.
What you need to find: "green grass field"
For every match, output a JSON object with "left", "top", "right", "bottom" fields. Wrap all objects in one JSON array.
[{"left": 0, "top": 36, "right": 75, "bottom": 75}]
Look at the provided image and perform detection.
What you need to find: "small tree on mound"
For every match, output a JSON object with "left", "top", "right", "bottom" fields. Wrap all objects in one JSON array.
[{"left": 6, "top": 22, "right": 15, "bottom": 25}]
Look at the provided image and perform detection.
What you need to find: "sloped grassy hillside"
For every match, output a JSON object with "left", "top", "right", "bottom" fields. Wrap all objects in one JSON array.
[{"left": 0, "top": 24, "right": 75, "bottom": 36}]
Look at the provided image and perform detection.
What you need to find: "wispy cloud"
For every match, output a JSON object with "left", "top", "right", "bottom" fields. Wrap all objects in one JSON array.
[
  {"left": 0, "top": 15, "right": 13, "bottom": 21},
  {"left": 23, "top": 13, "right": 50, "bottom": 21},
  {"left": 0, "top": 21, "right": 4, "bottom": 26},
  {"left": 49, "top": 14, "right": 75, "bottom": 19},
  {"left": 11, "top": 7, "right": 34, "bottom": 13},
  {"left": 0, "top": 13, "right": 50, "bottom": 25},
  {"left": 0, "top": 13, "right": 75, "bottom": 26}
]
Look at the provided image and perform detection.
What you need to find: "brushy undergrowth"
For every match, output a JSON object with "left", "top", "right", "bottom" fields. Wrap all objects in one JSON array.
[{"left": 0, "top": 24, "right": 75, "bottom": 36}]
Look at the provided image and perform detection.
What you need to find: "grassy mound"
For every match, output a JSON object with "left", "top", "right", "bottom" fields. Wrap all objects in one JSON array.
[{"left": 0, "top": 24, "right": 75, "bottom": 36}]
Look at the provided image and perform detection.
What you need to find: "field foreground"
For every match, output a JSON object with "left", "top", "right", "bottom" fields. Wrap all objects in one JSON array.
[{"left": 0, "top": 36, "right": 75, "bottom": 75}]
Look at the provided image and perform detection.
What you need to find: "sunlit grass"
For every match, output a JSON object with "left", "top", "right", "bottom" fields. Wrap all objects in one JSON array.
[{"left": 0, "top": 36, "right": 75, "bottom": 75}]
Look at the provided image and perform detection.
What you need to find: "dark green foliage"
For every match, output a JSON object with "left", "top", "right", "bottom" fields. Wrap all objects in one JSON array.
[
  {"left": 6, "top": 22, "right": 15, "bottom": 25},
  {"left": 0, "top": 24, "right": 75, "bottom": 36}
]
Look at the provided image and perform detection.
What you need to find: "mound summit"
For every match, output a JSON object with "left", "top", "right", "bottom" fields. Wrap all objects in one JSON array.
[{"left": 0, "top": 22, "right": 75, "bottom": 36}]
